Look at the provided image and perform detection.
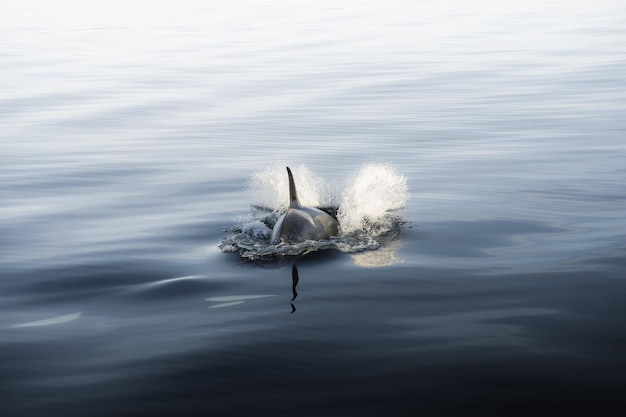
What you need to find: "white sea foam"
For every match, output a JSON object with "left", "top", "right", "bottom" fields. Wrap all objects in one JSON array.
[{"left": 240, "top": 220, "right": 272, "bottom": 239}]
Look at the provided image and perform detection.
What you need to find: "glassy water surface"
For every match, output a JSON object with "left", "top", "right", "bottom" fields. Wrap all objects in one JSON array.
[{"left": 1, "top": 1, "right": 625, "bottom": 415}]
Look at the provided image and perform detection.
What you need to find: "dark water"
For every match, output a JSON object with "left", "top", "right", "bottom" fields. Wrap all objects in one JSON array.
[{"left": 2, "top": 1, "right": 626, "bottom": 416}]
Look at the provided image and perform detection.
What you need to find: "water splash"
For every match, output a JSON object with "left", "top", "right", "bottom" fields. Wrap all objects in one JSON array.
[
  {"left": 338, "top": 163, "right": 408, "bottom": 234},
  {"left": 220, "top": 163, "right": 408, "bottom": 260},
  {"left": 248, "top": 163, "right": 337, "bottom": 210}
]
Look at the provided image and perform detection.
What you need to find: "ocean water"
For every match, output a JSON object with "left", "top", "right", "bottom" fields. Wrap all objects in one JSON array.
[{"left": 2, "top": 1, "right": 626, "bottom": 415}]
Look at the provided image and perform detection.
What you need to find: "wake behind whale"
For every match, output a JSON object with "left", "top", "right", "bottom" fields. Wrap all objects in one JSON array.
[{"left": 219, "top": 163, "right": 408, "bottom": 260}]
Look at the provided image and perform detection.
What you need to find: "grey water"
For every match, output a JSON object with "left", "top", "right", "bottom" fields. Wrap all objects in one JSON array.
[{"left": 2, "top": 1, "right": 626, "bottom": 416}]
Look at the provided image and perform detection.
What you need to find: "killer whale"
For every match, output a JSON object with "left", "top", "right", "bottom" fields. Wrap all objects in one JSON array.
[{"left": 270, "top": 167, "right": 339, "bottom": 244}]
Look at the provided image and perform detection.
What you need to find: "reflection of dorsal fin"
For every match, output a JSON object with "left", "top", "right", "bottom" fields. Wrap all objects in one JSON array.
[{"left": 286, "top": 167, "right": 301, "bottom": 209}]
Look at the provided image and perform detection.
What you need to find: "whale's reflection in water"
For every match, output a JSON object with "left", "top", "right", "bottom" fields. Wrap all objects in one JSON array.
[
  {"left": 205, "top": 250, "right": 402, "bottom": 316},
  {"left": 206, "top": 245, "right": 404, "bottom": 316},
  {"left": 291, "top": 264, "right": 299, "bottom": 314}
]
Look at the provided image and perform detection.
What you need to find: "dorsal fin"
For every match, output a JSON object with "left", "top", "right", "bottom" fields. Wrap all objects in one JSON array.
[{"left": 286, "top": 166, "right": 301, "bottom": 209}]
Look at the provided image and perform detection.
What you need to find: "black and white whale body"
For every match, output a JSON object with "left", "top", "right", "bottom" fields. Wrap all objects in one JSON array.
[{"left": 270, "top": 167, "right": 339, "bottom": 244}]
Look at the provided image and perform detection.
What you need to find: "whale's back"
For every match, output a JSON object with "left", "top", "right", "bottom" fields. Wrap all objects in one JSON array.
[
  {"left": 271, "top": 206, "right": 338, "bottom": 244},
  {"left": 270, "top": 167, "right": 339, "bottom": 244}
]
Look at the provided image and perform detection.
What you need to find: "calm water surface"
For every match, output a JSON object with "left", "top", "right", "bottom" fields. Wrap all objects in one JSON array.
[{"left": 2, "top": 1, "right": 626, "bottom": 416}]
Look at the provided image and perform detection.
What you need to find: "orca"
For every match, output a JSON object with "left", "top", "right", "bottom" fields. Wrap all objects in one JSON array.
[{"left": 270, "top": 167, "right": 339, "bottom": 244}]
